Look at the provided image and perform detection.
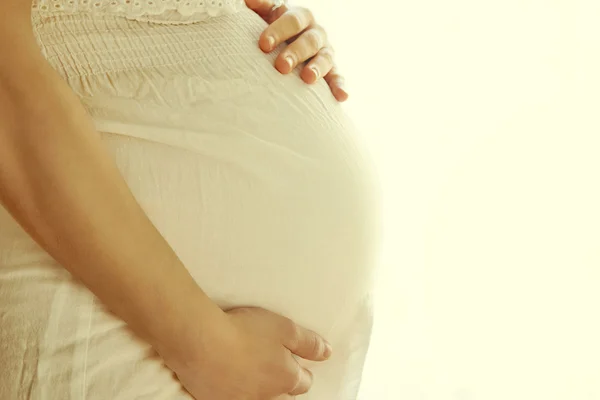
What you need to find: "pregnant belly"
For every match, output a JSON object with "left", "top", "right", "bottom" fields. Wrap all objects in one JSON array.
[
  {"left": 0, "top": 8, "right": 381, "bottom": 399},
  {"left": 33, "top": 6, "right": 378, "bottom": 348}
]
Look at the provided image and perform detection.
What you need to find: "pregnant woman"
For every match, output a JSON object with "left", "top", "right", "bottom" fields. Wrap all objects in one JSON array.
[{"left": 0, "top": 0, "right": 378, "bottom": 399}]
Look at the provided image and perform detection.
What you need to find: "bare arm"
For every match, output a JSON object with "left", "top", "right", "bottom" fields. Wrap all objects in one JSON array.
[{"left": 0, "top": 2, "right": 225, "bottom": 364}]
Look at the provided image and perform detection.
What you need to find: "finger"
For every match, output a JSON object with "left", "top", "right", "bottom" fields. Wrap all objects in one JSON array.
[
  {"left": 247, "top": 0, "right": 289, "bottom": 23},
  {"left": 324, "top": 67, "right": 349, "bottom": 102},
  {"left": 260, "top": 7, "right": 315, "bottom": 52},
  {"left": 275, "top": 26, "right": 327, "bottom": 74},
  {"left": 289, "top": 364, "right": 314, "bottom": 396},
  {"left": 267, "top": 2, "right": 289, "bottom": 23},
  {"left": 283, "top": 324, "right": 332, "bottom": 361},
  {"left": 245, "top": 0, "right": 279, "bottom": 15},
  {"left": 300, "top": 47, "right": 335, "bottom": 84}
]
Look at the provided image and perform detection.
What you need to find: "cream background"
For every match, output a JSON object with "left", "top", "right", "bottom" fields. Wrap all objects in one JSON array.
[{"left": 300, "top": 0, "right": 600, "bottom": 399}]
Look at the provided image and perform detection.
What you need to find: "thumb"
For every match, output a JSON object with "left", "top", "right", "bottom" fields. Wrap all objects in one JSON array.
[{"left": 285, "top": 325, "right": 333, "bottom": 361}]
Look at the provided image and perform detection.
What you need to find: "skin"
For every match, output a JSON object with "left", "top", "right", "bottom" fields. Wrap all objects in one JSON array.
[
  {"left": 246, "top": 0, "right": 350, "bottom": 102},
  {"left": 0, "top": 1, "right": 332, "bottom": 399}
]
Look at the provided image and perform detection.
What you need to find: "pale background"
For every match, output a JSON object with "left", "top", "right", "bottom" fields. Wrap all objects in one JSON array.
[{"left": 300, "top": 0, "right": 600, "bottom": 399}]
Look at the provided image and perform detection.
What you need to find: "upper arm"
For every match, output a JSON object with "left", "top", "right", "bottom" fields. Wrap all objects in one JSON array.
[
  {"left": 1, "top": 0, "right": 36, "bottom": 54},
  {"left": 3, "top": 0, "right": 33, "bottom": 17},
  {"left": 0, "top": 0, "right": 48, "bottom": 80},
  {"left": 0, "top": 0, "right": 64, "bottom": 130}
]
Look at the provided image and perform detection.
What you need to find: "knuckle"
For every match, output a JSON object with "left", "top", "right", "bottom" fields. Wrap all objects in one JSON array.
[
  {"left": 288, "top": 12, "right": 305, "bottom": 31},
  {"left": 282, "top": 318, "right": 300, "bottom": 343},
  {"left": 308, "top": 334, "right": 322, "bottom": 356},
  {"left": 304, "top": 29, "right": 323, "bottom": 50},
  {"left": 284, "top": 368, "right": 301, "bottom": 392},
  {"left": 304, "top": 8, "right": 315, "bottom": 23},
  {"left": 320, "top": 47, "right": 335, "bottom": 64},
  {"left": 294, "top": 7, "right": 314, "bottom": 22},
  {"left": 314, "top": 24, "right": 328, "bottom": 40}
]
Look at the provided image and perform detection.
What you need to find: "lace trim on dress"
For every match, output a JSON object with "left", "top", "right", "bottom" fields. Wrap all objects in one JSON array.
[{"left": 32, "top": 0, "right": 246, "bottom": 23}]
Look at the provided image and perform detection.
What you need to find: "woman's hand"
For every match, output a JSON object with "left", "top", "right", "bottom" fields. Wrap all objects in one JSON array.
[
  {"left": 1, "top": 12, "right": 330, "bottom": 400},
  {"left": 246, "top": 0, "right": 349, "bottom": 102},
  {"left": 169, "top": 307, "right": 332, "bottom": 400}
]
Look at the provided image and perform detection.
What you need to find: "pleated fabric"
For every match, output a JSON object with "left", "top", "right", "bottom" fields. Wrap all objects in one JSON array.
[{"left": 0, "top": 8, "right": 379, "bottom": 399}]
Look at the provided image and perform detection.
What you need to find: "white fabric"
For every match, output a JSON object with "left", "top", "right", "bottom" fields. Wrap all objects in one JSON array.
[
  {"left": 1, "top": 7, "right": 379, "bottom": 400},
  {"left": 32, "top": 0, "right": 246, "bottom": 24}
]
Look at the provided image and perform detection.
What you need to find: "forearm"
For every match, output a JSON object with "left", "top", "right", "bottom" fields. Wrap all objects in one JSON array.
[{"left": 0, "top": 20, "right": 223, "bottom": 363}]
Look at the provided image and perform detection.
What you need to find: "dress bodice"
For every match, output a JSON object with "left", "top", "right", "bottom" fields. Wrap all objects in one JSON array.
[{"left": 31, "top": 0, "right": 248, "bottom": 24}]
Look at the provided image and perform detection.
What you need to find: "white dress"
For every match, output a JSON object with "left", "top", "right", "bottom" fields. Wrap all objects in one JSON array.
[{"left": 0, "top": 1, "right": 379, "bottom": 399}]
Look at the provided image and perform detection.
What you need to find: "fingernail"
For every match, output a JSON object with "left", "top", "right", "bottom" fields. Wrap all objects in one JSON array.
[
  {"left": 311, "top": 66, "right": 320, "bottom": 79},
  {"left": 267, "top": 36, "right": 275, "bottom": 49},
  {"left": 324, "top": 341, "right": 333, "bottom": 358},
  {"left": 335, "top": 79, "right": 349, "bottom": 101},
  {"left": 336, "top": 89, "right": 349, "bottom": 102},
  {"left": 285, "top": 56, "right": 294, "bottom": 69}
]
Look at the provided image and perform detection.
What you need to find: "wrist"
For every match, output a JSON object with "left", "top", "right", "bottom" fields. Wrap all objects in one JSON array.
[{"left": 155, "top": 288, "right": 229, "bottom": 370}]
